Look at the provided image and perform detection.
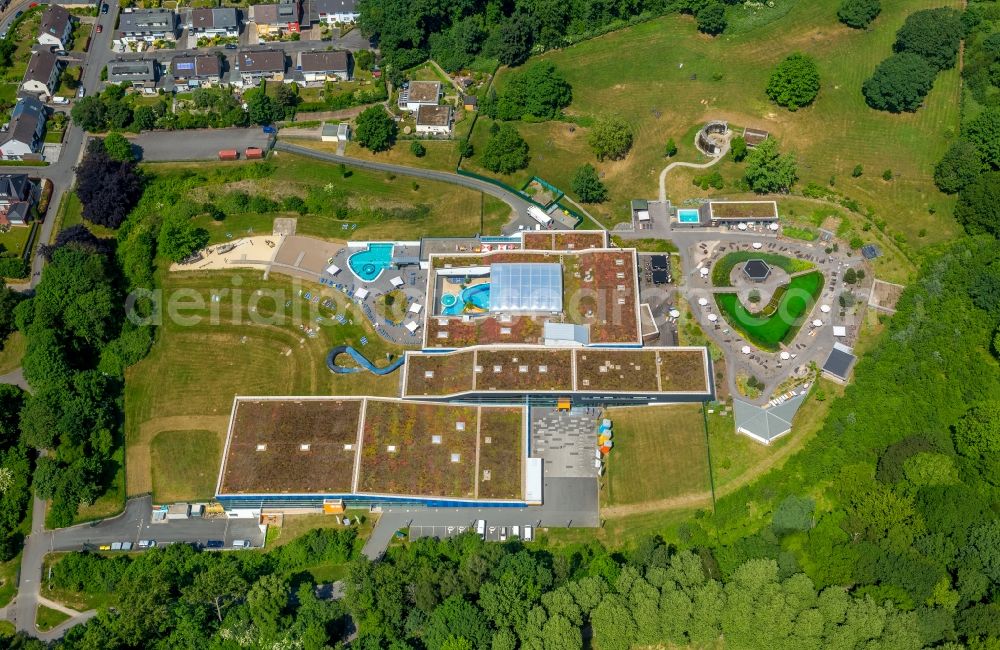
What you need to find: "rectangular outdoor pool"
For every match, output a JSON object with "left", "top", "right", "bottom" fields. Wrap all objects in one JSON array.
[{"left": 677, "top": 209, "right": 701, "bottom": 224}]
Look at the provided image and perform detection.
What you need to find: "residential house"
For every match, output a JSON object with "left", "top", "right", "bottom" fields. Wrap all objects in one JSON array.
[
  {"left": 462, "top": 95, "right": 477, "bottom": 111},
  {"left": 249, "top": 0, "right": 300, "bottom": 38},
  {"left": 235, "top": 49, "right": 286, "bottom": 86},
  {"left": 37, "top": 5, "right": 72, "bottom": 48},
  {"left": 170, "top": 54, "right": 223, "bottom": 87},
  {"left": 0, "top": 174, "right": 34, "bottom": 227},
  {"left": 20, "top": 50, "right": 62, "bottom": 100},
  {"left": 415, "top": 104, "right": 452, "bottom": 135},
  {"left": 306, "top": 0, "right": 359, "bottom": 24},
  {"left": 398, "top": 80, "right": 440, "bottom": 112},
  {"left": 117, "top": 9, "right": 177, "bottom": 43},
  {"left": 106, "top": 58, "right": 158, "bottom": 92},
  {"left": 187, "top": 7, "right": 240, "bottom": 38},
  {"left": 296, "top": 50, "right": 350, "bottom": 84},
  {"left": 0, "top": 97, "right": 46, "bottom": 161}
]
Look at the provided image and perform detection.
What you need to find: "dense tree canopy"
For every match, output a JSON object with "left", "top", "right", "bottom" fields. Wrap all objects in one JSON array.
[
  {"left": 102, "top": 132, "right": 134, "bottom": 162},
  {"left": 481, "top": 123, "right": 530, "bottom": 174},
  {"left": 837, "top": 0, "right": 880, "bottom": 29},
  {"left": 75, "top": 139, "right": 144, "bottom": 229},
  {"left": 571, "top": 164, "right": 608, "bottom": 203},
  {"left": 964, "top": 108, "right": 1000, "bottom": 170},
  {"left": 766, "top": 53, "right": 820, "bottom": 110},
  {"left": 955, "top": 171, "right": 1000, "bottom": 238},
  {"left": 862, "top": 52, "right": 937, "bottom": 112},
  {"left": 492, "top": 63, "right": 572, "bottom": 121},
  {"left": 696, "top": 2, "right": 727, "bottom": 35},
  {"left": 0, "top": 278, "right": 22, "bottom": 345},
  {"left": 743, "top": 138, "right": 797, "bottom": 193},
  {"left": 157, "top": 215, "right": 210, "bottom": 263},
  {"left": 588, "top": 116, "right": 634, "bottom": 161},
  {"left": 935, "top": 140, "right": 985, "bottom": 194},
  {"left": 893, "top": 7, "right": 964, "bottom": 71},
  {"left": 354, "top": 106, "right": 398, "bottom": 153}
]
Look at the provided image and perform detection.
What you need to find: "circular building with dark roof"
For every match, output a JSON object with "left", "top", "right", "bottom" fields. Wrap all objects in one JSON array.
[{"left": 743, "top": 259, "right": 771, "bottom": 282}]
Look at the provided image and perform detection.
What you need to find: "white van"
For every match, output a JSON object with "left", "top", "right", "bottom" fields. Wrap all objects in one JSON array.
[
  {"left": 523, "top": 526, "right": 534, "bottom": 542},
  {"left": 511, "top": 525, "right": 520, "bottom": 539},
  {"left": 475, "top": 520, "right": 486, "bottom": 539},
  {"left": 232, "top": 539, "right": 251, "bottom": 549}
]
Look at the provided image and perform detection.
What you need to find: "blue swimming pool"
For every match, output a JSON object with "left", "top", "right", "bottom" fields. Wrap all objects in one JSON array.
[
  {"left": 348, "top": 243, "right": 394, "bottom": 281},
  {"left": 442, "top": 284, "right": 491, "bottom": 315},
  {"left": 677, "top": 209, "right": 701, "bottom": 224}
]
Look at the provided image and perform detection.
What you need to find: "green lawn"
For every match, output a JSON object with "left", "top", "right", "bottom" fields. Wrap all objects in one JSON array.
[
  {"left": 0, "top": 552, "right": 20, "bottom": 609},
  {"left": 268, "top": 510, "right": 376, "bottom": 580},
  {"left": 0, "top": 620, "right": 14, "bottom": 638},
  {"left": 462, "top": 0, "right": 962, "bottom": 248},
  {"left": 602, "top": 403, "right": 711, "bottom": 507},
  {"left": 150, "top": 430, "right": 222, "bottom": 502},
  {"left": 51, "top": 191, "right": 116, "bottom": 242},
  {"left": 712, "top": 251, "right": 815, "bottom": 287},
  {"left": 0, "top": 331, "right": 26, "bottom": 375},
  {"left": 0, "top": 225, "right": 30, "bottom": 257},
  {"left": 715, "top": 271, "right": 825, "bottom": 350},
  {"left": 151, "top": 154, "right": 513, "bottom": 241},
  {"left": 35, "top": 605, "right": 70, "bottom": 632},
  {"left": 124, "top": 270, "right": 406, "bottom": 499}
]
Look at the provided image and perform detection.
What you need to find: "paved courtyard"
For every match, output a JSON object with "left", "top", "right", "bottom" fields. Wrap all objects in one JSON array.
[{"left": 531, "top": 407, "right": 601, "bottom": 479}]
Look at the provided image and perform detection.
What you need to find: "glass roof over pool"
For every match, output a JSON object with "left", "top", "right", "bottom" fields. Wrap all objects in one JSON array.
[{"left": 489, "top": 263, "right": 563, "bottom": 312}]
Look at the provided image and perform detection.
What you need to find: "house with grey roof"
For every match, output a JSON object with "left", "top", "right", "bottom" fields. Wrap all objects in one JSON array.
[
  {"left": 117, "top": 8, "right": 177, "bottom": 43},
  {"left": 187, "top": 7, "right": 240, "bottom": 38},
  {"left": 0, "top": 97, "right": 46, "bottom": 160},
  {"left": 235, "top": 49, "right": 286, "bottom": 86},
  {"left": 106, "top": 59, "right": 158, "bottom": 91},
  {"left": 306, "top": 0, "right": 359, "bottom": 24},
  {"left": 734, "top": 393, "right": 807, "bottom": 445},
  {"left": 21, "top": 50, "right": 62, "bottom": 100},
  {"left": 170, "top": 54, "right": 223, "bottom": 87},
  {"left": 296, "top": 50, "right": 350, "bottom": 84},
  {"left": 0, "top": 173, "right": 34, "bottom": 227},
  {"left": 37, "top": 5, "right": 72, "bottom": 48}
]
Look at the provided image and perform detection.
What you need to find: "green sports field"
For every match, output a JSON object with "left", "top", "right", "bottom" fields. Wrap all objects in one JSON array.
[
  {"left": 474, "top": 0, "right": 961, "bottom": 247},
  {"left": 715, "top": 271, "right": 825, "bottom": 350}
]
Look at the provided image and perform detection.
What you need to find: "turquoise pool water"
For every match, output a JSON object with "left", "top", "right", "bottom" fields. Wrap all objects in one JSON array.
[
  {"left": 348, "top": 243, "right": 394, "bottom": 281},
  {"left": 442, "top": 284, "right": 491, "bottom": 315},
  {"left": 677, "top": 209, "right": 701, "bottom": 224}
]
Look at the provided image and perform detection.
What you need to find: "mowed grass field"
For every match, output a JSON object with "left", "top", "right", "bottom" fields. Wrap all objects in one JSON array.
[
  {"left": 602, "top": 403, "right": 711, "bottom": 508},
  {"left": 124, "top": 270, "right": 405, "bottom": 500},
  {"left": 150, "top": 154, "right": 511, "bottom": 243},
  {"left": 473, "top": 0, "right": 961, "bottom": 246}
]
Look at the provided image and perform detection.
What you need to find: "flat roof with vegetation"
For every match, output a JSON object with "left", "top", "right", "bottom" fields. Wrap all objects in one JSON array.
[
  {"left": 217, "top": 397, "right": 525, "bottom": 502},
  {"left": 424, "top": 248, "right": 641, "bottom": 347},
  {"left": 522, "top": 231, "right": 608, "bottom": 251},
  {"left": 401, "top": 345, "right": 711, "bottom": 398},
  {"left": 706, "top": 200, "right": 779, "bottom": 220}
]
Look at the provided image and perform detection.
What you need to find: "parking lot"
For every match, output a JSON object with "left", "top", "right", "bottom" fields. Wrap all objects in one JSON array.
[
  {"left": 131, "top": 127, "right": 272, "bottom": 162},
  {"left": 408, "top": 523, "right": 472, "bottom": 541}
]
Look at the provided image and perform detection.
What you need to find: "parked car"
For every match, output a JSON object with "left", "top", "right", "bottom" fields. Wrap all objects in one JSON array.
[
  {"left": 262, "top": 125, "right": 276, "bottom": 134},
  {"left": 101, "top": 3, "right": 109, "bottom": 13},
  {"left": 499, "top": 527, "right": 508, "bottom": 542},
  {"left": 121, "top": 542, "right": 133, "bottom": 551},
  {"left": 96, "top": 24, "right": 103, "bottom": 33},
  {"left": 137, "top": 540, "right": 155, "bottom": 549},
  {"left": 232, "top": 540, "right": 251, "bottom": 549},
  {"left": 523, "top": 525, "right": 534, "bottom": 542},
  {"left": 52, "top": 96, "right": 68, "bottom": 105},
  {"left": 76, "top": 87, "right": 85, "bottom": 98},
  {"left": 511, "top": 525, "right": 520, "bottom": 539},
  {"left": 14, "top": 10, "right": 23, "bottom": 18},
  {"left": 98, "top": 544, "right": 111, "bottom": 551},
  {"left": 224, "top": 43, "right": 237, "bottom": 50},
  {"left": 206, "top": 540, "right": 224, "bottom": 549},
  {"left": 475, "top": 519, "right": 486, "bottom": 539},
  {"left": 54, "top": 49, "right": 68, "bottom": 56}
]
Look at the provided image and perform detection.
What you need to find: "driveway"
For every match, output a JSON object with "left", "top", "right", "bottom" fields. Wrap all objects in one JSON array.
[{"left": 130, "top": 127, "right": 272, "bottom": 162}]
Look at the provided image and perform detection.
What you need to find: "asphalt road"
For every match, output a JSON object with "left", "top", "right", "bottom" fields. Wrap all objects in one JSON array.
[
  {"left": 274, "top": 141, "right": 534, "bottom": 224},
  {"left": 131, "top": 127, "right": 271, "bottom": 161}
]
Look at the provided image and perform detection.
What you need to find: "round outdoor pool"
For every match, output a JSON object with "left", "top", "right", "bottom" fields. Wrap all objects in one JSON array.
[{"left": 441, "top": 294, "right": 458, "bottom": 308}]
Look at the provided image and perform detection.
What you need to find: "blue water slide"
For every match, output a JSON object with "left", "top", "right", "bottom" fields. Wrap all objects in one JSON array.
[{"left": 326, "top": 346, "right": 405, "bottom": 375}]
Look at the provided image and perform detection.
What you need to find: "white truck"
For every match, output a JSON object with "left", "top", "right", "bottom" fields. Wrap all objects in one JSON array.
[{"left": 528, "top": 205, "right": 552, "bottom": 227}]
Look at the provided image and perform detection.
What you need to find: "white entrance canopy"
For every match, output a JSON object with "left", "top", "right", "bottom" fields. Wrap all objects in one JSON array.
[
  {"left": 408, "top": 302, "right": 422, "bottom": 314},
  {"left": 390, "top": 276, "right": 404, "bottom": 288},
  {"left": 354, "top": 287, "right": 370, "bottom": 300},
  {"left": 833, "top": 325, "right": 847, "bottom": 337},
  {"left": 325, "top": 264, "right": 340, "bottom": 275},
  {"left": 405, "top": 321, "right": 419, "bottom": 333}
]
